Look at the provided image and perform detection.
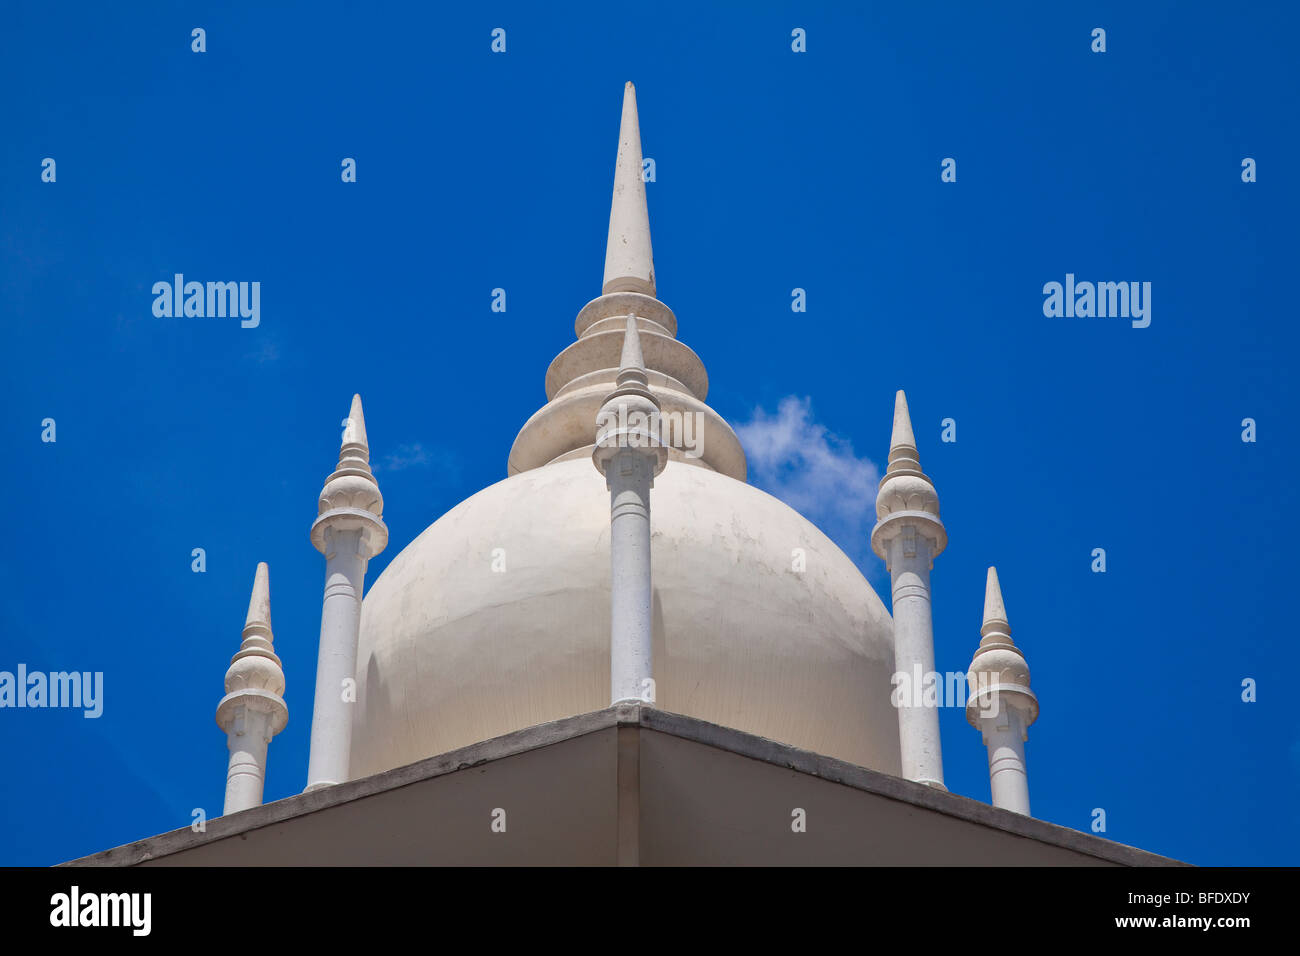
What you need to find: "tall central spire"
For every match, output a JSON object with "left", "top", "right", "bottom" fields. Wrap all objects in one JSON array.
[
  {"left": 508, "top": 82, "right": 747, "bottom": 482},
  {"left": 603, "top": 82, "right": 655, "bottom": 297}
]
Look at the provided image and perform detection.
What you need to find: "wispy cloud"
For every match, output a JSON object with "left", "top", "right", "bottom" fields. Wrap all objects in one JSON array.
[
  {"left": 734, "top": 396, "right": 880, "bottom": 568},
  {"left": 245, "top": 340, "right": 279, "bottom": 364},
  {"left": 372, "top": 442, "right": 465, "bottom": 487},
  {"left": 376, "top": 442, "right": 434, "bottom": 472}
]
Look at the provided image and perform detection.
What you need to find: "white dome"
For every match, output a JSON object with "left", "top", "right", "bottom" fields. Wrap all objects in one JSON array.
[{"left": 350, "top": 458, "right": 901, "bottom": 778}]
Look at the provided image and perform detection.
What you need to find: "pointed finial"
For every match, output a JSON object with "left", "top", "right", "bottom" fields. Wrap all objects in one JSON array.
[
  {"left": 313, "top": 392, "right": 387, "bottom": 553},
  {"left": 886, "top": 390, "right": 923, "bottom": 476},
  {"left": 225, "top": 563, "right": 284, "bottom": 687},
  {"left": 322, "top": 393, "right": 378, "bottom": 493},
  {"left": 870, "top": 388, "right": 945, "bottom": 559},
  {"left": 615, "top": 314, "right": 653, "bottom": 392},
  {"left": 336, "top": 393, "right": 372, "bottom": 477},
  {"left": 600, "top": 314, "right": 659, "bottom": 411},
  {"left": 241, "top": 562, "right": 274, "bottom": 652},
  {"left": 593, "top": 316, "right": 667, "bottom": 476},
  {"left": 342, "top": 393, "right": 368, "bottom": 452},
  {"left": 602, "top": 82, "right": 655, "bottom": 298},
  {"left": 967, "top": 567, "right": 1037, "bottom": 735},
  {"left": 981, "top": 566, "right": 1010, "bottom": 642}
]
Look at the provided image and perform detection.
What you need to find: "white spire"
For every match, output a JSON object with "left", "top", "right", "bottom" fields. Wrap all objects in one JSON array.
[
  {"left": 341, "top": 392, "right": 369, "bottom": 453},
  {"left": 616, "top": 312, "right": 650, "bottom": 389},
  {"left": 981, "top": 566, "right": 1010, "bottom": 639},
  {"left": 508, "top": 82, "right": 750, "bottom": 483},
  {"left": 870, "top": 389, "right": 948, "bottom": 790},
  {"left": 313, "top": 392, "right": 384, "bottom": 526},
  {"left": 331, "top": 392, "right": 375, "bottom": 484},
  {"left": 307, "top": 394, "right": 388, "bottom": 792},
  {"left": 966, "top": 567, "right": 1039, "bottom": 816},
  {"left": 215, "top": 562, "right": 288, "bottom": 815},
  {"left": 884, "top": 389, "right": 926, "bottom": 479},
  {"left": 602, "top": 82, "right": 655, "bottom": 298},
  {"left": 594, "top": 315, "right": 667, "bottom": 475},
  {"left": 609, "top": 315, "right": 661, "bottom": 408},
  {"left": 242, "top": 562, "right": 274, "bottom": 649}
]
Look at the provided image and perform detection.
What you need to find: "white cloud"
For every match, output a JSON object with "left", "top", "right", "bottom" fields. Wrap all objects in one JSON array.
[
  {"left": 244, "top": 340, "right": 279, "bottom": 364},
  {"left": 376, "top": 442, "right": 433, "bottom": 472},
  {"left": 734, "top": 396, "right": 881, "bottom": 568}
]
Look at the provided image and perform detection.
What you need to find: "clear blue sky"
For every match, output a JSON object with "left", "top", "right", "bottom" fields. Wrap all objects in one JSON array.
[{"left": 2, "top": 2, "right": 1296, "bottom": 866}]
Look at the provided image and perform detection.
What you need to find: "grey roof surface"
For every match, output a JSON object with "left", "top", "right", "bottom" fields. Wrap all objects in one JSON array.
[{"left": 64, "top": 705, "right": 1184, "bottom": 866}]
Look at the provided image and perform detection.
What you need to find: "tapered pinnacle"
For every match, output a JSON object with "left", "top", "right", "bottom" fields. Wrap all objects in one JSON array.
[
  {"left": 602, "top": 82, "right": 656, "bottom": 297},
  {"left": 981, "top": 566, "right": 1010, "bottom": 643}
]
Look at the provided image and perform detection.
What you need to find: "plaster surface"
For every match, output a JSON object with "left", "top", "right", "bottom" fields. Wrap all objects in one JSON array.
[{"left": 350, "top": 458, "right": 901, "bottom": 779}]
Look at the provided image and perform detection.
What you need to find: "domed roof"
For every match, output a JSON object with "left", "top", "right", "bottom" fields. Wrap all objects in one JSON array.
[
  {"left": 348, "top": 82, "right": 901, "bottom": 780},
  {"left": 350, "top": 458, "right": 900, "bottom": 778}
]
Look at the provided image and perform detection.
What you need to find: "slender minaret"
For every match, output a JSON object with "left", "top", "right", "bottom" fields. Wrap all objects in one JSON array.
[
  {"left": 306, "top": 394, "right": 388, "bottom": 791},
  {"left": 966, "top": 567, "right": 1039, "bottom": 815},
  {"left": 594, "top": 315, "right": 667, "bottom": 705},
  {"left": 870, "top": 390, "right": 948, "bottom": 789},
  {"left": 215, "top": 563, "right": 288, "bottom": 815}
]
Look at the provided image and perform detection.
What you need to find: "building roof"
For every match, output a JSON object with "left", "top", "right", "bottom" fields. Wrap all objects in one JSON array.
[{"left": 66, "top": 706, "right": 1182, "bottom": 866}]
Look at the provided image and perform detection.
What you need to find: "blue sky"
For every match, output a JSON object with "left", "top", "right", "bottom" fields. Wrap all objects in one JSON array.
[{"left": 2, "top": 1, "right": 1297, "bottom": 865}]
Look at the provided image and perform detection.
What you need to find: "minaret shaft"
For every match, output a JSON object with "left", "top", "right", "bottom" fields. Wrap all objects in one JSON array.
[
  {"left": 223, "top": 708, "right": 274, "bottom": 814},
  {"left": 871, "top": 390, "right": 948, "bottom": 790},
  {"left": 306, "top": 528, "right": 367, "bottom": 789},
  {"left": 885, "top": 534, "right": 945, "bottom": 787},
  {"left": 608, "top": 450, "right": 655, "bottom": 704},
  {"left": 595, "top": 316, "right": 667, "bottom": 706},
  {"left": 306, "top": 394, "right": 387, "bottom": 792},
  {"left": 983, "top": 710, "right": 1030, "bottom": 815}
]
